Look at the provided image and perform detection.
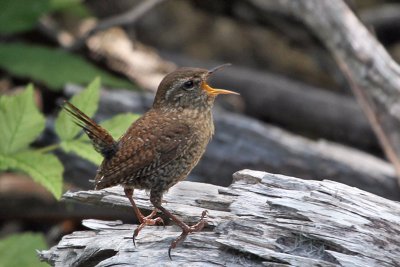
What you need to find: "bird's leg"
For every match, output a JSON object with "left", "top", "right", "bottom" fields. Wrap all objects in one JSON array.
[
  {"left": 150, "top": 193, "right": 208, "bottom": 259},
  {"left": 124, "top": 188, "right": 164, "bottom": 245}
]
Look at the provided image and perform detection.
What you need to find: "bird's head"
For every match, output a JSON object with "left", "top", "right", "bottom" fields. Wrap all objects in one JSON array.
[{"left": 153, "top": 64, "right": 238, "bottom": 111}]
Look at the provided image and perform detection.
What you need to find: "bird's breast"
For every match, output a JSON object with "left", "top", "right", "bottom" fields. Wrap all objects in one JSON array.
[{"left": 180, "top": 108, "right": 214, "bottom": 141}]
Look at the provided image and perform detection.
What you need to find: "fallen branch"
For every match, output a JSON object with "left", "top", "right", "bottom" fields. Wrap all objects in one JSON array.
[{"left": 39, "top": 169, "right": 400, "bottom": 266}]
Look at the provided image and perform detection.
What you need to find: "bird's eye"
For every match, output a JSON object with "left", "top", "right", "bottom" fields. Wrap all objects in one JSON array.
[{"left": 182, "top": 80, "right": 194, "bottom": 90}]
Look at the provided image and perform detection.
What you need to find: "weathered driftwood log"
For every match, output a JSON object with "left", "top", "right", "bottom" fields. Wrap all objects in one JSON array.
[
  {"left": 62, "top": 86, "right": 400, "bottom": 200},
  {"left": 39, "top": 170, "right": 400, "bottom": 266}
]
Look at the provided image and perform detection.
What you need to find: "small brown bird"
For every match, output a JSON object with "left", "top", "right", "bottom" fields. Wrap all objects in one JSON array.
[{"left": 63, "top": 65, "right": 238, "bottom": 258}]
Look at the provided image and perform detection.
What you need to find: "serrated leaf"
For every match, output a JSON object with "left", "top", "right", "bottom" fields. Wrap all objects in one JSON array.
[
  {"left": 100, "top": 113, "right": 139, "bottom": 139},
  {"left": 61, "top": 140, "right": 102, "bottom": 165},
  {"left": 0, "top": 232, "right": 48, "bottom": 267},
  {"left": 0, "top": 0, "right": 50, "bottom": 34},
  {"left": 0, "top": 85, "right": 46, "bottom": 154},
  {"left": 0, "top": 151, "right": 63, "bottom": 199},
  {"left": 55, "top": 78, "right": 101, "bottom": 141},
  {"left": 0, "top": 43, "right": 132, "bottom": 90}
]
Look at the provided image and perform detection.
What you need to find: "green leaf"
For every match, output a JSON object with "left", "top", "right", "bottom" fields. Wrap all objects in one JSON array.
[
  {"left": 0, "top": 43, "right": 132, "bottom": 90},
  {"left": 0, "top": 151, "right": 64, "bottom": 199},
  {"left": 55, "top": 78, "right": 101, "bottom": 141},
  {"left": 0, "top": 0, "right": 50, "bottom": 34},
  {"left": 0, "top": 85, "right": 46, "bottom": 154},
  {"left": 0, "top": 232, "right": 48, "bottom": 267},
  {"left": 100, "top": 113, "right": 139, "bottom": 139},
  {"left": 60, "top": 140, "right": 102, "bottom": 165}
]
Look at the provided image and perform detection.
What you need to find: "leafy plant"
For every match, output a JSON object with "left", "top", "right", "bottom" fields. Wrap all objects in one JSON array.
[
  {"left": 0, "top": 78, "right": 139, "bottom": 199},
  {"left": 0, "top": 85, "right": 63, "bottom": 198},
  {"left": 0, "top": 43, "right": 132, "bottom": 90},
  {"left": 0, "top": 233, "right": 48, "bottom": 267}
]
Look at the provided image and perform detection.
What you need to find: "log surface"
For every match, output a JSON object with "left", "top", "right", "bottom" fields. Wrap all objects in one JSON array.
[{"left": 39, "top": 170, "right": 400, "bottom": 267}]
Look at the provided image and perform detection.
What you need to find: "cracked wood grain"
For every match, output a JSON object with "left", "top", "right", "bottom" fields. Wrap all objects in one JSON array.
[{"left": 39, "top": 170, "right": 400, "bottom": 266}]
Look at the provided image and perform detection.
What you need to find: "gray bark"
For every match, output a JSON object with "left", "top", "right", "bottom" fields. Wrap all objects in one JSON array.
[{"left": 39, "top": 170, "right": 400, "bottom": 267}]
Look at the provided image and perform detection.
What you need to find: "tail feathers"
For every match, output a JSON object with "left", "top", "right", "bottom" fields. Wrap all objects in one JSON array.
[{"left": 63, "top": 101, "right": 118, "bottom": 159}]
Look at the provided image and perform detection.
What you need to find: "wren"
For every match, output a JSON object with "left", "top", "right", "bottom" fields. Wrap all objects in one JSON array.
[{"left": 63, "top": 64, "right": 238, "bottom": 258}]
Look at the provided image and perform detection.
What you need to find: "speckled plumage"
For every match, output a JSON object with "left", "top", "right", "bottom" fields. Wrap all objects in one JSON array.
[
  {"left": 64, "top": 66, "right": 237, "bottom": 257},
  {"left": 93, "top": 68, "right": 216, "bottom": 205},
  {"left": 95, "top": 106, "right": 214, "bottom": 205}
]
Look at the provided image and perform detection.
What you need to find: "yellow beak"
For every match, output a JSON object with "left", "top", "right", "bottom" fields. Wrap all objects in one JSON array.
[{"left": 201, "top": 82, "right": 239, "bottom": 96}]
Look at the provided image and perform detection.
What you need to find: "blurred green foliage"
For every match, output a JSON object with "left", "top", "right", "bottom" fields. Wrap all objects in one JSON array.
[
  {"left": 0, "top": 0, "right": 133, "bottom": 91},
  {"left": 0, "top": 0, "right": 50, "bottom": 34},
  {"left": 0, "top": 43, "right": 132, "bottom": 90},
  {"left": 0, "top": 233, "right": 48, "bottom": 267},
  {"left": 49, "top": 0, "right": 90, "bottom": 17},
  {"left": 0, "top": 0, "right": 91, "bottom": 34}
]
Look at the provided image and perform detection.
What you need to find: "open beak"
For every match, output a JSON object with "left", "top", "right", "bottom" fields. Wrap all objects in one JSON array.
[
  {"left": 202, "top": 63, "right": 239, "bottom": 96},
  {"left": 201, "top": 82, "right": 239, "bottom": 96}
]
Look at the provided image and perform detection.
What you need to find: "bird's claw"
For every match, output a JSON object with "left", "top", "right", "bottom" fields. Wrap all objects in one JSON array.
[
  {"left": 132, "top": 210, "right": 164, "bottom": 246},
  {"left": 168, "top": 210, "right": 208, "bottom": 260}
]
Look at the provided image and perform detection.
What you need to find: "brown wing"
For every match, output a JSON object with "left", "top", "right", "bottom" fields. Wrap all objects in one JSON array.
[{"left": 94, "top": 111, "right": 192, "bottom": 189}]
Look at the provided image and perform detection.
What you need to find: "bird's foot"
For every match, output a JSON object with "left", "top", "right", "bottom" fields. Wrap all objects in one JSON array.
[
  {"left": 168, "top": 210, "right": 208, "bottom": 259},
  {"left": 133, "top": 209, "right": 164, "bottom": 246}
]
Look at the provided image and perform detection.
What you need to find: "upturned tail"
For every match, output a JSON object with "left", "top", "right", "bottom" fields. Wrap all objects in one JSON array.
[{"left": 63, "top": 101, "right": 118, "bottom": 159}]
